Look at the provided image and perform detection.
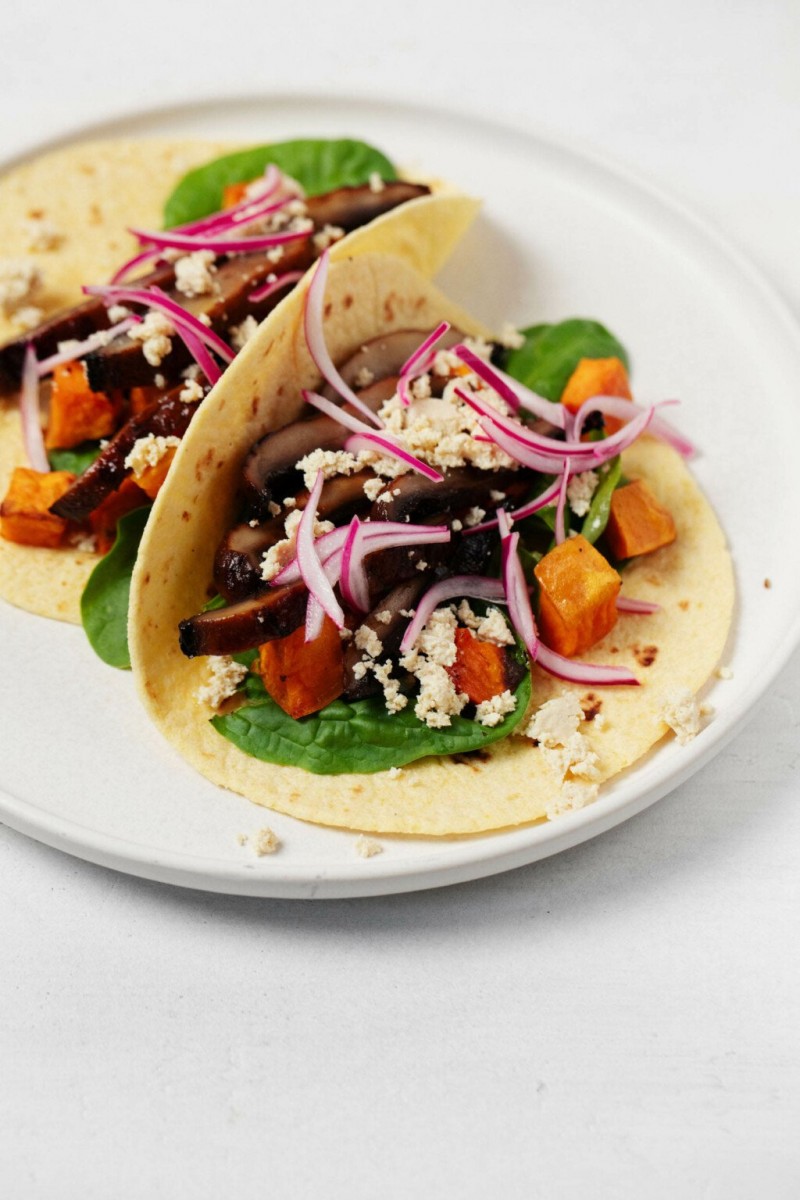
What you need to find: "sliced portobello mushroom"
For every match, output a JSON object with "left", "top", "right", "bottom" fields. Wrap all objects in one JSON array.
[
  {"left": 179, "top": 580, "right": 308, "bottom": 658},
  {"left": 0, "top": 262, "right": 176, "bottom": 392},
  {"left": 305, "top": 181, "right": 430, "bottom": 234},
  {"left": 342, "top": 575, "right": 427, "bottom": 700},
  {"left": 50, "top": 393, "right": 199, "bottom": 521}
]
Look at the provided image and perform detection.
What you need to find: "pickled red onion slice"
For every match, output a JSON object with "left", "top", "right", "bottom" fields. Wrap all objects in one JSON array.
[
  {"left": 397, "top": 321, "right": 450, "bottom": 406},
  {"left": 296, "top": 470, "right": 344, "bottom": 630},
  {"left": 400, "top": 575, "right": 506, "bottom": 655},
  {"left": 453, "top": 345, "right": 566, "bottom": 427},
  {"left": 19, "top": 344, "right": 49, "bottom": 474},
  {"left": 36, "top": 316, "right": 141, "bottom": 375},
  {"left": 554, "top": 467, "right": 570, "bottom": 545},
  {"left": 127, "top": 226, "right": 310, "bottom": 255},
  {"left": 463, "top": 475, "right": 564, "bottom": 535},
  {"left": 83, "top": 285, "right": 235, "bottom": 364},
  {"left": 616, "top": 596, "right": 660, "bottom": 614},
  {"left": 304, "top": 250, "right": 382, "bottom": 428},
  {"left": 344, "top": 432, "right": 444, "bottom": 483},
  {"left": 341, "top": 518, "right": 451, "bottom": 614},
  {"left": 248, "top": 270, "right": 304, "bottom": 305},
  {"left": 572, "top": 394, "right": 693, "bottom": 456}
]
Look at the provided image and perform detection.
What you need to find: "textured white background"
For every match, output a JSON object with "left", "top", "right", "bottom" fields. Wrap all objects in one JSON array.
[{"left": 1, "top": 1, "right": 799, "bottom": 1196}]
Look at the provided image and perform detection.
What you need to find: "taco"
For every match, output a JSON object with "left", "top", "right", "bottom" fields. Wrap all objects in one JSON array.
[
  {"left": 128, "top": 251, "right": 734, "bottom": 835},
  {"left": 0, "top": 136, "right": 479, "bottom": 648}
]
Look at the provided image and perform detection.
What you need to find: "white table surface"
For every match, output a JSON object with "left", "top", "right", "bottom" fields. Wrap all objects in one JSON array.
[{"left": 1, "top": 2, "right": 799, "bottom": 1196}]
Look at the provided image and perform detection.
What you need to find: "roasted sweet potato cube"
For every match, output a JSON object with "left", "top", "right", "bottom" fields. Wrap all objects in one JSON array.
[
  {"left": 534, "top": 534, "right": 621, "bottom": 657},
  {"left": 447, "top": 627, "right": 512, "bottom": 704},
  {"left": 89, "top": 476, "right": 150, "bottom": 554},
  {"left": 134, "top": 447, "right": 177, "bottom": 500},
  {"left": 560, "top": 356, "right": 632, "bottom": 433},
  {"left": 258, "top": 615, "right": 344, "bottom": 719},
  {"left": 129, "top": 386, "right": 163, "bottom": 416},
  {"left": 222, "top": 181, "right": 251, "bottom": 209},
  {"left": 605, "top": 479, "right": 677, "bottom": 560},
  {"left": 0, "top": 466, "right": 76, "bottom": 547},
  {"left": 45, "top": 361, "right": 117, "bottom": 449}
]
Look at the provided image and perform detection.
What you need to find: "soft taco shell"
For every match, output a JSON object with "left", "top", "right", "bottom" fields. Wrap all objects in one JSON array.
[
  {"left": 0, "top": 138, "right": 479, "bottom": 622},
  {"left": 128, "top": 253, "right": 734, "bottom": 835}
]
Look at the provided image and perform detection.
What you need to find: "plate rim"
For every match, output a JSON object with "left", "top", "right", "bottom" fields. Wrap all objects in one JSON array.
[{"left": 2, "top": 89, "right": 799, "bottom": 899}]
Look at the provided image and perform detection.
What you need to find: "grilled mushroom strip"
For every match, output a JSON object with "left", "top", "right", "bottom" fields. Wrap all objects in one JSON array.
[
  {"left": 304, "top": 181, "right": 429, "bottom": 233},
  {"left": 179, "top": 581, "right": 308, "bottom": 658},
  {"left": 50, "top": 393, "right": 199, "bottom": 521},
  {"left": 342, "top": 576, "right": 428, "bottom": 700}
]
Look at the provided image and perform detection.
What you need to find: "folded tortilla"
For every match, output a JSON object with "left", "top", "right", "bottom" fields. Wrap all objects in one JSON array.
[
  {"left": 128, "top": 252, "right": 735, "bottom": 835},
  {"left": 0, "top": 138, "right": 479, "bottom": 622}
]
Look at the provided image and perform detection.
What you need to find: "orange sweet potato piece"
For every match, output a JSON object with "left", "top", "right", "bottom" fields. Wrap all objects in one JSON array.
[
  {"left": 534, "top": 534, "right": 621, "bottom": 657},
  {"left": 89, "top": 477, "right": 149, "bottom": 554},
  {"left": 222, "top": 181, "right": 251, "bottom": 209},
  {"left": 605, "top": 479, "right": 677, "bottom": 560},
  {"left": 560, "top": 356, "right": 632, "bottom": 433},
  {"left": 447, "top": 627, "right": 511, "bottom": 704},
  {"left": 134, "top": 447, "right": 177, "bottom": 500},
  {"left": 129, "top": 386, "right": 162, "bottom": 416},
  {"left": 0, "top": 466, "right": 75, "bottom": 547},
  {"left": 45, "top": 361, "right": 117, "bottom": 449},
  {"left": 258, "top": 615, "right": 344, "bottom": 719}
]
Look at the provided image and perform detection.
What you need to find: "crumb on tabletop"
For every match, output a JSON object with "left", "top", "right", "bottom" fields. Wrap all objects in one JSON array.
[{"left": 354, "top": 836, "right": 383, "bottom": 859}]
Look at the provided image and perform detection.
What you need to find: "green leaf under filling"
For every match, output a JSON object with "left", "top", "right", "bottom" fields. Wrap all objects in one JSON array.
[
  {"left": 80, "top": 506, "right": 150, "bottom": 669},
  {"left": 212, "top": 671, "right": 531, "bottom": 776},
  {"left": 502, "top": 318, "right": 630, "bottom": 403},
  {"left": 48, "top": 441, "right": 102, "bottom": 476},
  {"left": 163, "top": 138, "right": 398, "bottom": 228}
]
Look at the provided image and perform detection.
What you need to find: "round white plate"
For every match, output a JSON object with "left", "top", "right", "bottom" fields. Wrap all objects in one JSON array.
[{"left": 2, "top": 94, "right": 799, "bottom": 898}]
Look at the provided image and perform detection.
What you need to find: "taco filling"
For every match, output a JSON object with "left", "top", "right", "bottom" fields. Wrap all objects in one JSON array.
[
  {"left": 0, "top": 137, "right": 478, "bottom": 655},
  {"left": 129, "top": 251, "right": 732, "bottom": 833}
]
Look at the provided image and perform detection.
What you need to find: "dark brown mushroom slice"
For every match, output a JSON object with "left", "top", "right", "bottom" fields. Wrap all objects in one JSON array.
[
  {"left": 213, "top": 519, "right": 285, "bottom": 603},
  {"left": 319, "top": 327, "right": 462, "bottom": 401},
  {"left": 371, "top": 467, "right": 530, "bottom": 525},
  {"left": 83, "top": 243, "right": 316, "bottom": 391},
  {"left": 240, "top": 376, "right": 397, "bottom": 518},
  {"left": 342, "top": 576, "right": 427, "bottom": 700},
  {"left": 179, "top": 580, "right": 307, "bottom": 658},
  {"left": 0, "top": 262, "right": 176, "bottom": 392},
  {"left": 305, "top": 181, "right": 430, "bottom": 234},
  {"left": 50, "top": 393, "right": 199, "bottom": 521}
]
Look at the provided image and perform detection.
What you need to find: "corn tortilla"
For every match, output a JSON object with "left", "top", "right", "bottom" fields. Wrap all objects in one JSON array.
[
  {"left": 128, "top": 253, "right": 734, "bottom": 835},
  {"left": 0, "top": 138, "right": 479, "bottom": 622}
]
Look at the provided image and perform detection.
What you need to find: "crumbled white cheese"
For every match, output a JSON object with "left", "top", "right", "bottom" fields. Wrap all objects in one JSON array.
[
  {"left": 127, "top": 310, "right": 174, "bottom": 367},
  {"left": 313, "top": 224, "right": 345, "bottom": 253},
  {"left": 267, "top": 501, "right": 281, "bottom": 517},
  {"left": 259, "top": 507, "right": 334, "bottom": 581},
  {"left": 174, "top": 249, "right": 216, "bottom": 298},
  {"left": 660, "top": 687, "right": 703, "bottom": 745},
  {"left": 196, "top": 656, "right": 248, "bottom": 708},
  {"left": 475, "top": 607, "right": 515, "bottom": 646},
  {"left": 295, "top": 447, "right": 361, "bottom": 490},
  {"left": 198, "top": 312, "right": 212, "bottom": 327},
  {"left": 355, "top": 836, "right": 383, "bottom": 858},
  {"left": 409, "top": 373, "right": 432, "bottom": 401},
  {"left": 387, "top": 766, "right": 403, "bottom": 779},
  {"left": 399, "top": 608, "right": 467, "bottom": 728},
  {"left": 12, "top": 305, "right": 43, "bottom": 332},
  {"left": 363, "top": 476, "right": 384, "bottom": 501},
  {"left": 464, "top": 506, "right": 486, "bottom": 528},
  {"left": 230, "top": 314, "right": 259, "bottom": 350},
  {"left": 525, "top": 693, "right": 600, "bottom": 781},
  {"left": 475, "top": 690, "right": 516, "bottom": 727},
  {"left": 0, "top": 257, "right": 41, "bottom": 315},
  {"left": 253, "top": 827, "right": 280, "bottom": 856},
  {"left": 375, "top": 610, "right": 392, "bottom": 625},
  {"left": 545, "top": 781, "right": 600, "bottom": 821},
  {"left": 415, "top": 560, "right": 429, "bottom": 571},
  {"left": 451, "top": 519, "right": 463, "bottom": 532},
  {"left": 490, "top": 490, "right": 506, "bottom": 502},
  {"left": 107, "top": 304, "right": 131, "bottom": 323},
  {"left": 124, "top": 434, "right": 181, "bottom": 478},
  {"left": 371, "top": 658, "right": 408, "bottom": 714},
  {"left": 21, "top": 214, "right": 62, "bottom": 252},
  {"left": 355, "top": 625, "right": 382, "bottom": 659},
  {"left": 352, "top": 662, "right": 368, "bottom": 681},
  {"left": 368, "top": 172, "right": 386, "bottom": 193},
  {"left": 154, "top": 373, "right": 166, "bottom": 389},
  {"left": 716, "top": 665, "right": 733, "bottom": 680},
  {"left": 179, "top": 378, "right": 205, "bottom": 403},
  {"left": 499, "top": 323, "right": 525, "bottom": 350},
  {"left": 267, "top": 246, "right": 285, "bottom": 264},
  {"left": 567, "top": 470, "right": 599, "bottom": 517},
  {"left": 354, "top": 366, "right": 375, "bottom": 389}
]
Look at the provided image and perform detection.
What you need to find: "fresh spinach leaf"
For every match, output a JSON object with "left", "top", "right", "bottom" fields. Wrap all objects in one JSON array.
[
  {"left": 503, "top": 319, "right": 630, "bottom": 403},
  {"left": 163, "top": 138, "right": 398, "bottom": 228},
  {"left": 212, "top": 671, "right": 531, "bottom": 776},
  {"left": 80, "top": 506, "right": 150, "bottom": 669},
  {"left": 48, "top": 441, "right": 101, "bottom": 476},
  {"left": 581, "top": 456, "right": 622, "bottom": 544}
]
